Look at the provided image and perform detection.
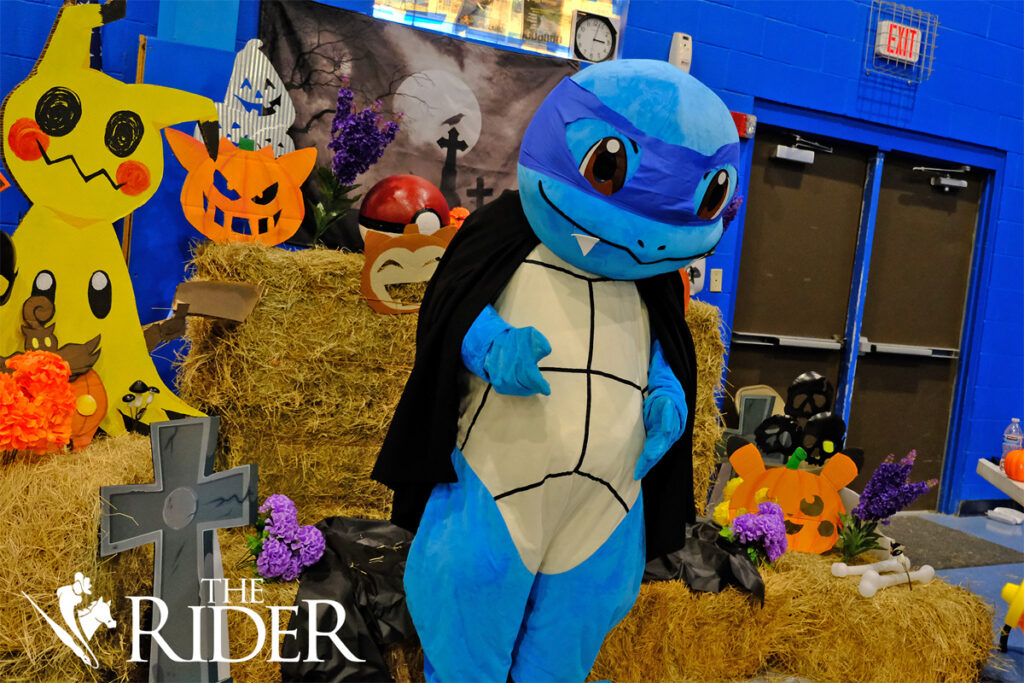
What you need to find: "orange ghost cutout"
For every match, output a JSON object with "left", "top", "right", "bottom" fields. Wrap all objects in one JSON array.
[
  {"left": 166, "top": 130, "right": 316, "bottom": 246},
  {"left": 361, "top": 223, "right": 457, "bottom": 314}
]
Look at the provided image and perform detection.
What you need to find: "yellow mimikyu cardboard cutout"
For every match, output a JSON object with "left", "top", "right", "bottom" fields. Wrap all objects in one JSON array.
[{"left": 0, "top": 0, "right": 220, "bottom": 434}]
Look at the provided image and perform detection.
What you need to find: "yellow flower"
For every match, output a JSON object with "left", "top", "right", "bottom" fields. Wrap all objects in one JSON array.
[
  {"left": 713, "top": 500, "right": 732, "bottom": 526},
  {"left": 755, "top": 487, "right": 771, "bottom": 504},
  {"left": 723, "top": 476, "right": 744, "bottom": 501}
]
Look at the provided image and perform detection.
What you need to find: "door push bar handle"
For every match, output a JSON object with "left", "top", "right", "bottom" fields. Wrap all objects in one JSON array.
[
  {"left": 731, "top": 331, "right": 843, "bottom": 350},
  {"left": 858, "top": 336, "right": 959, "bottom": 359}
]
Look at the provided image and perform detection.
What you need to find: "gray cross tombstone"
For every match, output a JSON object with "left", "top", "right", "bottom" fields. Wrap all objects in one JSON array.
[{"left": 100, "top": 416, "right": 257, "bottom": 682}]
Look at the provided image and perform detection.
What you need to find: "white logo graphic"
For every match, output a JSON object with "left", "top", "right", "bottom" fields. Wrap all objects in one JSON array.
[{"left": 23, "top": 572, "right": 117, "bottom": 668}]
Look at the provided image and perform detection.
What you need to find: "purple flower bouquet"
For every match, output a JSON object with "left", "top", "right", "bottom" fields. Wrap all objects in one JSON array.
[
  {"left": 720, "top": 501, "right": 788, "bottom": 567},
  {"left": 837, "top": 451, "right": 936, "bottom": 563},
  {"left": 246, "top": 494, "right": 326, "bottom": 582},
  {"left": 311, "top": 83, "right": 401, "bottom": 244}
]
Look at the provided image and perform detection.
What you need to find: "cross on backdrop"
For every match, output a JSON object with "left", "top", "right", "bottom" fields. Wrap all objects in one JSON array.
[
  {"left": 100, "top": 417, "right": 257, "bottom": 682},
  {"left": 437, "top": 126, "right": 467, "bottom": 208},
  {"left": 466, "top": 176, "right": 493, "bottom": 209}
]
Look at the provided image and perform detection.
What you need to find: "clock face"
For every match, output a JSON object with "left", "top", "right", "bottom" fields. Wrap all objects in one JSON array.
[{"left": 574, "top": 16, "right": 616, "bottom": 62}]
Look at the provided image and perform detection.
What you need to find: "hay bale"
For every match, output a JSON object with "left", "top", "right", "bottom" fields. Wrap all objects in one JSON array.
[
  {"left": 179, "top": 242, "right": 416, "bottom": 520},
  {"left": 590, "top": 551, "right": 991, "bottom": 683},
  {"left": 686, "top": 298, "right": 726, "bottom": 515},
  {"left": 180, "top": 243, "right": 725, "bottom": 521},
  {"left": 0, "top": 435, "right": 153, "bottom": 682}
]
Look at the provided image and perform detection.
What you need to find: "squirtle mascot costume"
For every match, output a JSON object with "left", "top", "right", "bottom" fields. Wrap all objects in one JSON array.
[{"left": 373, "top": 59, "right": 740, "bottom": 681}]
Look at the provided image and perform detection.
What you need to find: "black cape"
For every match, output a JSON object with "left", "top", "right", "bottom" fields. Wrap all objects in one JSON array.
[{"left": 371, "top": 191, "right": 698, "bottom": 561}]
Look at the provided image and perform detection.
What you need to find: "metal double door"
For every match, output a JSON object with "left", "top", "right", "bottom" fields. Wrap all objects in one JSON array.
[{"left": 727, "top": 125, "right": 984, "bottom": 509}]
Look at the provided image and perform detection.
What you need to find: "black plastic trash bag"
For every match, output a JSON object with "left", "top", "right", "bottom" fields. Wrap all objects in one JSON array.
[
  {"left": 280, "top": 517, "right": 415, "bottom": 682},
  {"left": 643, "top": 519, "right": 765, "bottom": 606}
]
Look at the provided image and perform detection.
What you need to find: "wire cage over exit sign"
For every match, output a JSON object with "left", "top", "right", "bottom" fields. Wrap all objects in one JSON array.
[{"left": 865, "top": 1, "right": 938, "bottom": 84}]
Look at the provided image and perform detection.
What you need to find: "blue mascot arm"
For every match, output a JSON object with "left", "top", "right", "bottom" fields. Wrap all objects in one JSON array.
[
  {"left": 461, "top": 304, "right": 552, "bottom": 397},
  {"left": 635, "top": 340, "right": 688, "bottom": 480}
]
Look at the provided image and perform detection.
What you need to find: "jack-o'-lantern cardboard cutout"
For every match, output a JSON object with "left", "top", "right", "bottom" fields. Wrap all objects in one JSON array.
[
  {"left": 166, "top": 129, "right": 316, "bottom": 246},
  {"left": 729, "top": 444, "right": 858, "bottom": 554},
  {"left": 361, "top": 223, "right": 457, "bottom": 314}
]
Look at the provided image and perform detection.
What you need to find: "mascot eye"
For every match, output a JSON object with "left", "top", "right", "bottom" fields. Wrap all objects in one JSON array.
[
  {"left": 413, "top": 210, "right": 442, "bottom": 235},
  {"left": 88, "top": 270, "right": 112, "bottom": 319},
  {"left": 579, "top": 137, "right": 628, "bottom": 196},
  {"left": 32, "top": 270, "right": 56, "bottom": 302},
  {"left": 252, "top": 182, "right": 279, "bottom": 205},
  {"left": 35, "top": 87, "right": 82, "bottom": 137},
  {"left": 213, "top": 170, "right": 241, "bottom": 200},
  {"left": 697, "top": 169, "right": 732, "bottom": 220},
  {"left": 105, "top": 110, "right": 144, "bottom": 157}
]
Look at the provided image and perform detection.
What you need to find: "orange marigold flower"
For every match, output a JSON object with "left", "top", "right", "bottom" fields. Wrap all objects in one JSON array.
[{"left": 0, "top": 350, "right": 75, "bottom": 457}]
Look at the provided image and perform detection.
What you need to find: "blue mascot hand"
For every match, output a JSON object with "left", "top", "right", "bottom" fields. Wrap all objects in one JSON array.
[
  {"left": 635, "top": 341, "right": 687, "bottom": 480},
  {"left": 462, "top": 304, "right": 552, "bottom": 396}
]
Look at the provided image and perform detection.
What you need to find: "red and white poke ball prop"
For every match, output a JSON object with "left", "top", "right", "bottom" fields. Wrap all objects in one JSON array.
[{"left": 359, "top": 174, "right": 450, "bottom": 240}]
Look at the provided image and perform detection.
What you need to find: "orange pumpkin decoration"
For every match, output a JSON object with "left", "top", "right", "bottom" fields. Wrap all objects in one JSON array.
[
  {"left": 69, "top": 369, "right": 107, "bottom": 451},
  {"left": 1004, "top": 449, "right": 1024, "bottom": 482},
  {"left": 165, "top": 130, "right": 316, "bottom": 246},
  {"left": 729, "top": 445, "right": 858, "bottom": 554}
]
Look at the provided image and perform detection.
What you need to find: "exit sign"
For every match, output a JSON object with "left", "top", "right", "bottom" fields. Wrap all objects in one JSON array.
[{"left": 875, "top": 19, "right": 921, "bottom": 63}]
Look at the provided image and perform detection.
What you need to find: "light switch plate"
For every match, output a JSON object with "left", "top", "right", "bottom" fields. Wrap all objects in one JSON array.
[{"left": 709, "top": 268, "right": 723, "bottom": 292}]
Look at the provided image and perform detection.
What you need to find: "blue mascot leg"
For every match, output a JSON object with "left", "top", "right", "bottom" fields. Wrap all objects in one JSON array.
[
  {"left": 404, "top": 447, "right": 536, "bottom": 682},
  {"left": 509, "top": 494, "right": 646, "bottom": 682}
]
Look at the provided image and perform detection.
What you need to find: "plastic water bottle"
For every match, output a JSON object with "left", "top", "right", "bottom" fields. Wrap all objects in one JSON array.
[{"left": 1001, "top": 418, "right": 1022, "bottom": 472}]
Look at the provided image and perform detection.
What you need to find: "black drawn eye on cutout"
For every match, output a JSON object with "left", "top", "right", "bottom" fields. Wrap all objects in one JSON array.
[
  {"left": 784, "top": 519, "right": 804, "bottom": 535},
  {"left": 264, "top": 78, "right": 275, "bottom": 90},
  {"left": 32, "top": 270, "right": 56, "bottom": 302},
  {"left": 0, "top": 232, "right": 15, "bottom": 306},
  {"left": 36, "top": 87, "right": 82, "bottom": 137},
  {"left": 252, "top": 182, "right": 278, "bottom": 206},
  {"left": 799, "top": 495, "right": 825, "bottom": 516},
  {"left": 377, "top": 259, "right": 403, "bottom": 271},
  {"left": 817, "top": 520, "right": 835, "bottom": 536},
  {"left": 213, "top": 170, "right": 241, "bottom": 201},
  {"left": 88, "top": 270, "right": 112, "bottom": 319},
  {"left": 105, "top": 110, "right": 144, "bottom": 157}
]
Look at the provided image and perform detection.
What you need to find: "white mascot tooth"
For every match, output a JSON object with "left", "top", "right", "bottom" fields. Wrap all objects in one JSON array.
[{"left": 572, "top": 233, "right": 600, "bottom": 256}]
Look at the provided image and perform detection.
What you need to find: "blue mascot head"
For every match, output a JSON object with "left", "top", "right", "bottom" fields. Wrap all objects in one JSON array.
[{"left": 518, "top": 60, "right": 740, "bottom": 280}]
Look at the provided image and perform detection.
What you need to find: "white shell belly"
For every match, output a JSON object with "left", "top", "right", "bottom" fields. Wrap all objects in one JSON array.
[{"left": 456, "top": 244, "right": 650, "bottom": 574}]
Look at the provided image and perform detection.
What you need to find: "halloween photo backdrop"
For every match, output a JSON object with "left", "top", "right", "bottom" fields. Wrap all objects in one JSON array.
[{"left": 258, "top": 0, "right": 579, "bottom": 248}]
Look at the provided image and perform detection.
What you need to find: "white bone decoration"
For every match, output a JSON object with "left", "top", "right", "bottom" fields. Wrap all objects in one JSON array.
[
  {"left": 832, "top": 556, "right": 934, "bottom": 598},
  {"left": 859, "top": 565, "right": 935, "bottom": 598}
]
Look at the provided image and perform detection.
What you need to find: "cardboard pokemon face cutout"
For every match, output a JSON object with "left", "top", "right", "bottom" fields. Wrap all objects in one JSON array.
[
  {"left": 215, "top": 39, "right": 296, "bottom": 156},
  {"left": 166, "top": 130, "right": 316, "bottom": 245},
  {"left": 361, "top": 224, "right": 457, "bottom": 314},
  {"left": 0, "top": 1, "right": 219, "bottom": 223},
  {"left": 517, "top": 60, "right": 739, "bottom": 280}
]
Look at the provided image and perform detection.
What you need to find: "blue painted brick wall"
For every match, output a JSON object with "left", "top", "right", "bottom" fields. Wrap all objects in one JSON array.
[
  {"left": 617, "top": 0, "right": 1023, "bottom": 511},
  {"left": 2, "top": 0, "right": 1020, "bottom": 512}
]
